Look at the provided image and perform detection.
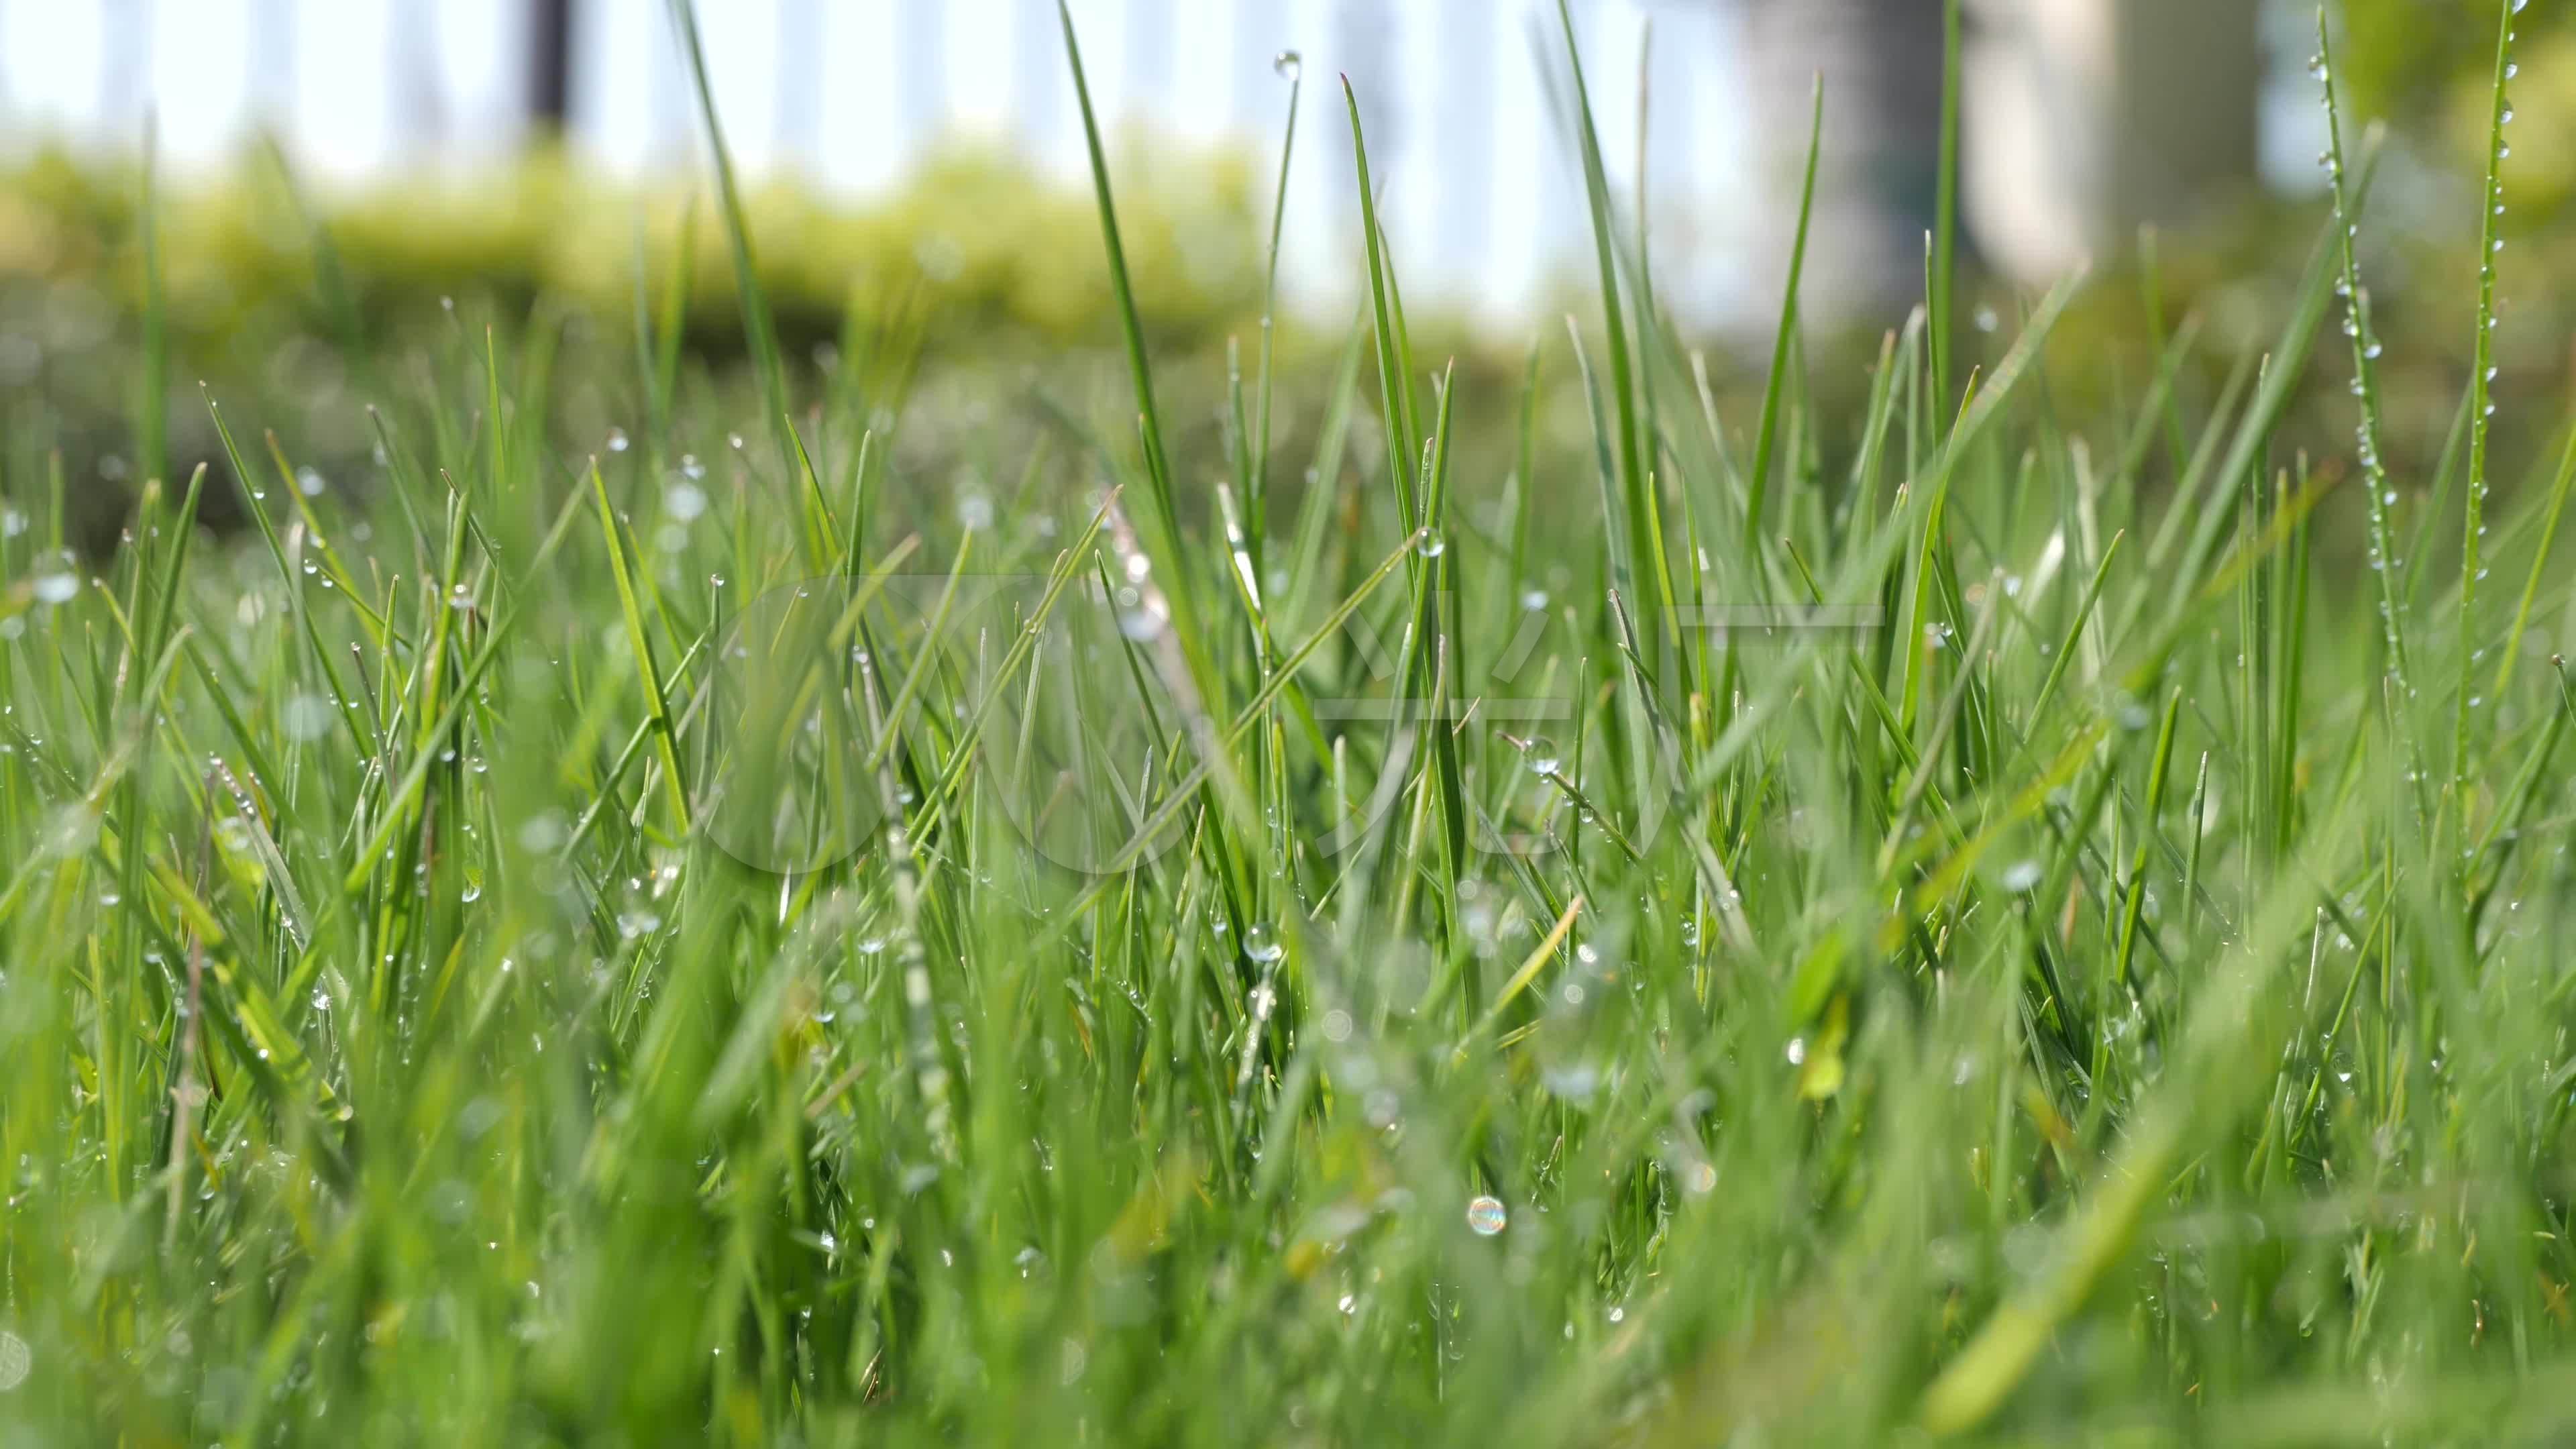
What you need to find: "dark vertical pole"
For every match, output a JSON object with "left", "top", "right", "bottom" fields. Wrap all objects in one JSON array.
[{"left": 529, "top": 0, "right": 574, "bottom": 132}]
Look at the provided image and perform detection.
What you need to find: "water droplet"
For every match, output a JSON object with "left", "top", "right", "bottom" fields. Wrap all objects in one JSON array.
[
  {"left": 1274, "top": 50, "right": 1302, "bottom": 80},
  {"left": 1243, "top": 924, "right": 1284, "bottom": 965},
  {"left": 606, "top": 427, "right": 630, "bottom": 452},
  {"left": 1416, "top": 531, "right": 1446, "bottom": 559},
  {"left": 1523, "top": 736, "right": 1562, "bottom": 776},
  {"left": 2002, "top": 859, "right": 2043, "bottom": 892},
  {"left": 1465, "top": 1195, "right": 1507, "bottom": 1236},
  {"left": 31, "top": 573, "right": 76, "bottom": 604}
]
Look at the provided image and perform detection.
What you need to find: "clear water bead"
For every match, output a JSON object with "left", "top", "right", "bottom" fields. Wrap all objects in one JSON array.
[{"left": 1243, "top": 924, "right": 1285, "bottom": 965}]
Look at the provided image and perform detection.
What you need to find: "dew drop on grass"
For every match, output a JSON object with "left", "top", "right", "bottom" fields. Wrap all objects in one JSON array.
[
  {"left": 606, "top": 427, "right": 629, "bottom": 453},
  {"left": 1465, "top": 1195, "right": 1507, "bottom": 1236},
  {"left": 1416, "top": 530, "right": 1446, "bottom": 559},
  {"left": 1525, "top": 737, "right": 1562, "bottom": 776},
  {"left": 1244, "top": 924, "right": 1284, "bottom": 965},
  {"left": 2002, "top": 859, "right": 2043, "bottom": 892},
  {"left": 31, "top": 573, "right": 76, "bottom": 604},
  {"left": 1274, "top": 50, "right": 1301, "bottom": 80}
]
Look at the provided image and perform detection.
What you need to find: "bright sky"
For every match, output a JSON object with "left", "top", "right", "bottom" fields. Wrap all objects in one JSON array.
[
  {"left": 0, "top": 0, "right": 1771, "bottom": 325},
  {"left": 0, "top": 1, "right": 2322, "bottom": 328}
]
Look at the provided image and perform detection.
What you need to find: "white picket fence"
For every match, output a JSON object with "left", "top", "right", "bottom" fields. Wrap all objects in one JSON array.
[{"left": 0, "top": 0, "right": 1779, "bottom": 327}]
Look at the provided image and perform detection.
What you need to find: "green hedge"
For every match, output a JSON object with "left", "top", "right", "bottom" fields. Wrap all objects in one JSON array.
[{"left": 0, "top": 140, "right": 1269, "bottom": 355}]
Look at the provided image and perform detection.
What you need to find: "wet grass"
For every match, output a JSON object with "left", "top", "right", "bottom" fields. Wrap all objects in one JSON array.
[{"left": 3, "top": 1, "right": 2576, "bottom": 1442}]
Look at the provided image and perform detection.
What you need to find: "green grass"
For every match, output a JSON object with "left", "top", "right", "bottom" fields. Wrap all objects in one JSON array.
[{"left": 4, "top": 4, "right": 2576, "bottom": 1443}]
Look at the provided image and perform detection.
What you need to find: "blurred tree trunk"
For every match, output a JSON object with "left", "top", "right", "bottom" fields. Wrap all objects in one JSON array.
[
  {"left": 1964, "top": 0, "right": 2259, "bottom": 283},
  {"left": 1738, "top": 0, "right": 1947, "bottom": 334},
  {"left": 1736, "top": 0, "right": 2257, "bottom": 327}
]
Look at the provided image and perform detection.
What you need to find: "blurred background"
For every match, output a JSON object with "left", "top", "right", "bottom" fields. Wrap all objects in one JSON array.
[
  {"left": 0, "top": 0, "right": 2332, "bottom": 327},
  {"left": 0, "top": 0, "right": 2565, "bottom": 543}
]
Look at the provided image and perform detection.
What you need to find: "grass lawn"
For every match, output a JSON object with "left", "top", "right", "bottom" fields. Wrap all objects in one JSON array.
[{"left": 3, "top": 2, "right": 2575, "bottom": 1443}]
